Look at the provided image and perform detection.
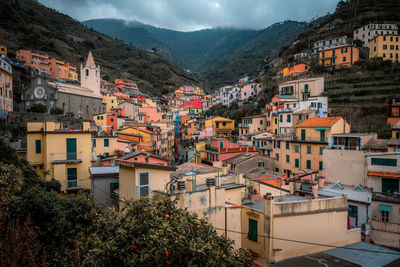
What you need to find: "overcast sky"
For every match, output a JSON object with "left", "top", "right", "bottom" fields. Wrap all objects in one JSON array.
[{"left": 39, "top": 0, "right": 338, "bottom": 32}]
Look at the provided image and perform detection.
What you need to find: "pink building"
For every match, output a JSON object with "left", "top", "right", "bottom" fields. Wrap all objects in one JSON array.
[
  {"left": 139, "top": 107, "right": 165, "bottom": 123},
  {"left": 240, "top": 83, "right": 262, "bottom": 101},
  {"left": 205, "top": 139, "right": 259, "bottom": 162},
  {"left": 110, "top": 107, "right": 126, "bottom": 117},
  {"left": 120, "top": 151, "right": 169, "bottom": 166}
]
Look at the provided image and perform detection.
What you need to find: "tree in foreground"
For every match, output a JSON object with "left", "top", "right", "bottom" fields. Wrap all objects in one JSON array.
[{"left": 82, "top": 196, "right": 253, "bottom": 266}]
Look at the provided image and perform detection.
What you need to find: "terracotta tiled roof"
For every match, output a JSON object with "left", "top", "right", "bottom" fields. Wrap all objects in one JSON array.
[{"left": 296, "top": 117, "right": 342, "bottom": 128}]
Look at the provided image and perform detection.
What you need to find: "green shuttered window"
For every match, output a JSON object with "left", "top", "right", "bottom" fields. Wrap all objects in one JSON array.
[
  {"left": 371, "top": 158, "right": 397, "bottom": 167},
  {"left": 35, "top": 140, "right": 41, "bottom": 154},
  {"left": 248, "top": 219, "right": 257, "bottom": 242}
]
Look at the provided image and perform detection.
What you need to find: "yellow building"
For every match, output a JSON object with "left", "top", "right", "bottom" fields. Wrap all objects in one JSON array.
[
  {"left": 93, "top": 113, "right": 107, "bottom": 129},
  {"left": 184, "top": 105, "right": 202, "bottom": 114},
  {"left": 205, "top": 116, "right": 235, "bottom": 138},
  {"left": 102, "top": 93, "right": 118, "bottom": 112},
  {"left": 194, "top": 142, "right": 207, "bottom": 163},
  {"left": 26, "top": 121, "right": 92, "bottom": 192},
  {"left": 194, "top": 86, "right": 205, "bottom": 95},
  {"left": 277, "top": 67, "right": 290, "bottom": 77},
  {"left": 0, "top": 57, "right": 13, "bottom": 112},
  {"left": 174, "top": 89, "right": 183, "bottom": 97},
  {"left": 120, "top": 127, "right": 153, "bottom": 142},
  {"left": 392, "top": 121, "right": 400, "bottom": 139},
  {"left": 0, "top": 45, "right": 6, "bottom": 57},
  {"left": 92, "top": 136, "right": 118, "bottom": 156},
  {"left": 117, "top": 160, "right": 177, "bottom": 209},
  {"left": 369, "top": 34, "right": 400, "bottom": 62},
  {"left": 273, "top": 117, "right": 350, "bottom": 174}
]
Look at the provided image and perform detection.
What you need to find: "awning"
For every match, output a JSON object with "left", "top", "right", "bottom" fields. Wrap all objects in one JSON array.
[{"left": 378, "top": 204, "right": 392, "bottom": 212}]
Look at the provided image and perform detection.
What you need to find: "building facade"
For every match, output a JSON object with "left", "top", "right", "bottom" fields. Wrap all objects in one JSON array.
[
  {"left": 369, "top": 34, "right": 400, "bottom": 62},
  {"left": 0, "top": 57, "right": 13, "bottom": 112},
  {"left": 354, "top": 23, "right": 398, "bottom": 47}
]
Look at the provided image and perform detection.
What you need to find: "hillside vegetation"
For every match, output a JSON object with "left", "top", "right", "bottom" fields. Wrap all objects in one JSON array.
[
  {"left": 85, "top": 19, "right": 308, "bottom": 88},
  {"left": 0, "top": 0, "right": 196, "bottom": 95}
]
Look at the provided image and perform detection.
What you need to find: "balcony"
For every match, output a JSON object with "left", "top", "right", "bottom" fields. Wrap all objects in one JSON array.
[
  {"left": 372, "top": 192, "right": 400, "bottom": 203},
  {"left": 372, "top": 219, "right": 400, "bottom": 234},
  {"left": 51, "top": 152, "right": 83, "bottom": 164},
  {"left": 64, "top": 179, "right": 84, "bottom": 192},
  {"left": 205, "top": 145, "right": 218, "bottom": 152},
  {"left": 292, "top": 136, "right": 328, "bottom": 143}
]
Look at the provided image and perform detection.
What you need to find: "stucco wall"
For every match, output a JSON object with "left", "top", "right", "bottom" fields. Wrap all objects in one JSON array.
[{"left": 323, "top": 149, "right": 366, "bottom": 186}]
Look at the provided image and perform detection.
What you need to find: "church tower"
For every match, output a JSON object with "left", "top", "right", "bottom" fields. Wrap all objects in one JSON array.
[{"left": 80, "top": 51, "right": 100, "bottom": 96}]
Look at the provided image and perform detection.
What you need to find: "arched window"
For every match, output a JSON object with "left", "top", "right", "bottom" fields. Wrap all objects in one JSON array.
[{"left": 85, "top": 69, "right": 89, "bottom": 77}]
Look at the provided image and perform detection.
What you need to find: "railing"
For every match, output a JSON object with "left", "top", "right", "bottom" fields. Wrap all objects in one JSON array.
[
  {"left": 238, "top": 123, "right": 249, "bottom": 128},
  {"left": 372, "top": 192, "right": 400, "bottom": 203},
  {"left": 205, "top": 145, "right": 218, "bottom": 152},
  {"left": 292, "top": 136, "right": 328, "bottom": 143},
  {"left": 51, "top": 152, "right": 83, "bottom": 163},
  {"left": 372, "top": 219, "right": 400, "bottom": 234}
]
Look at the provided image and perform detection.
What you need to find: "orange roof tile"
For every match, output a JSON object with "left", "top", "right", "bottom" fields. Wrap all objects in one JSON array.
[{"left": 296, "top": 117, "right": 342, "bottom": 128}]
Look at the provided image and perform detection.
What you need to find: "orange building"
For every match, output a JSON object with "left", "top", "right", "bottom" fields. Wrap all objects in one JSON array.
[
  {"left": 319, "top": 44, "right": 359, "bottom": 69},
  {"left": 114, "top": 78, "right": 138, "bottom": 91},
  {"left": 16, "top": 49, "right": 78, "bottom": 81},
  {"left": 0, "top": 45, "right": 7, "bottom": 57},
  {"left": 279, "top": 63, "right": 310, "bottom": 77},
  {"left": 17, "top": 49, "right": 50, "bottom": 74}
]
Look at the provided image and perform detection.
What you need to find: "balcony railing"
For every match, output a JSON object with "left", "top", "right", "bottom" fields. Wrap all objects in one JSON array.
[
  {"left": 238, "top": 123, "right": 249, "bottom": 128},
  {"left": 372, "top": 192, "right": 400, "bottom": 203},
  {"left": 64, "top": 179, "right": 84, "bottom": 191},
  {"left": 205, "top": 145, "right": 218, "bottom": 152},
  {"left": 51, "top": 152, "right": 83, "bottom": 164},
  {"left": 292, "top": 136, "right": 328, "bottom": 143},
  {"left": 372, "top": 219, "right": 400, "bottom": 234}
]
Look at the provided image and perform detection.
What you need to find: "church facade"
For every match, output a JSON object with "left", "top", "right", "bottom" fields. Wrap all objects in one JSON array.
[{"left": 22, "top": 51, "right": 105, "bottom": 119}]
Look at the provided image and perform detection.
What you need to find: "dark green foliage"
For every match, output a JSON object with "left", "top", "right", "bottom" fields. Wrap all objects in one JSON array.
[
  {"left": 0, "top": 138, "right": 39, "bottom": 179},
  {"left": 83, "top": 197, "right": 253, "bottom": 266},
  {"left": 50, "top": 106, "right": 64, "bottom": 115}
]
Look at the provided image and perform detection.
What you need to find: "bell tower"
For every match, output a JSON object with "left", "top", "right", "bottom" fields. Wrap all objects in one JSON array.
[{"left": 80, "top": 51, "right": 100, "bottom": 96}]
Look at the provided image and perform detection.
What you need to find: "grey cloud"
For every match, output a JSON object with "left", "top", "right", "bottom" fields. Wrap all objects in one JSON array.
[{"left": 39, "top": 0, "right": 338, "bottom": 31}]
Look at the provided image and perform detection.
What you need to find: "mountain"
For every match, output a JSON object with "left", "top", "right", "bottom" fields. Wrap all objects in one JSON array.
[
  {"left": 0, "top": 0, "right": 196, "bottom": 95},
  {"left": 84, "top": 19, "right": 308, "bottom": 88}
]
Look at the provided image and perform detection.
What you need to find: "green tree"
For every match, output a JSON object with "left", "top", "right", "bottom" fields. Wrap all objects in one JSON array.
[
  {"left": 29, "top": 103, "right": 47, "bottom": 113},
  {"left": 83, "top": 197, "right": 253, "bottom": 266}
]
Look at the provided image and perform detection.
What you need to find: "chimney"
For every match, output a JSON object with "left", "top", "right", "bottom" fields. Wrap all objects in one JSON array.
[
  {"left": 312, "top": 185, "right": 318, "bottom": 199},
  {"left": 289, "top": 182, "right": 294, "bottom": 195},
  {"left": 177, "top": 180, "right": 186, "bottom": 192},
  {"left": 206, "top": 178, "right": 216, "bottom": 187}
]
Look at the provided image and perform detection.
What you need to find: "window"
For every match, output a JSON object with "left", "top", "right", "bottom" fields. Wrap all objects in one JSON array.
[
  {"left": 67, "top": 168, "right": 77, "bottom": 188},
  {"left": 275, "top": 153, "right": 279, "bottom": 161},
  {"left": 92, "top": 139, "right": 96, "bottom": 147},
  {"left": 248, "top": 219, "right": 257, "bottom": 242},
  {"left": 258, "top": 161, "right": 265, "bottom": 168},
  {"left": 381, "top": 211, "right": 389, "bottom": 222},
  {"left": 222, "top": 122, "right": 226, "bottom": 126},
  {"left": 35, "top": 140, "right": 41, "bottom": 154},
  {"left": 286, "top": 155, "right": 290, "bottom": 163},
  {"left": 301, "top": 129, "right": 306, "bottom": 141},
  {"left": 260, "top": 120, "right": 263, "bottom": 125},
  {"left": 286, "top": 142, "right": 289, "bottom": 150},
  {"left": 277, "top": 141, "right": 280, "bottom": 149},
  {"left": 66, "top": 138, "right": 77, "bottom": 160},
  {"left": 371, "top": 158, "right": 397, "bottom": 166},
  {"left": 294, "top": 145, "right": 299, "bottom": 153},
  {"left": 104, "top": 139, "right": 109, "bottom": 147},
  {"left": 110, "top": 182, "right": 119, "bottom": 198},
  {"left": 319, "top": 147, "right": 324, "bottom": 155},
  {"left": 319, "top": 161, "right": 323, "bottom": 171},
  {"left": 306, "top": 160, "right": 311, "bottom": 169},
  {"left": 138, "top": 172, "right": 150, "bottom": 196},
  {"left": 383, "top": 45, "right": 387, "bottom": 50},
  {"left": 382, "top": 178, "right": 399, "bottom": 193},
  {"left": 219, "top": 141, "right": 224, "bottom": 149},
  {"left": 342, "top": 56, "right": 347, "bottom": 62},
  {"left": 307, "top": 146, "right": 311, "bottom": 154},
  {"left": 287, "top": 114, "right": 291, "bottom": 122},
  {"left": 295, "top": 159, "right": 299, "bottom": 168},
  {"left": 274, "top": 118, "right": 277, "bottom": 124},
  {"left": 279, "top": 115, "right": 283, "bottom": 122}
]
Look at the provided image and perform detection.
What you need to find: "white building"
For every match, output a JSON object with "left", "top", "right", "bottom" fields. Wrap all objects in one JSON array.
[
  {"left": 311, "top": 36, "right": 347, "bottom": 57},
  {"left": 354, "top": 23, "right": 398, "bottom": 47}
]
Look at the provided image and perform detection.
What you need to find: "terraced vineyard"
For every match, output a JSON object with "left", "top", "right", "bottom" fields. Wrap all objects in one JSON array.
[{"left": 324, "top": 68, "right": 400, "bottom": 137}]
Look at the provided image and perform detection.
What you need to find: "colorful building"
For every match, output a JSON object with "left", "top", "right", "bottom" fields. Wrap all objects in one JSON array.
[
  {"left": 16, "top": 49, "right": 78, "bottom": 81},
  {"left": 0, "top": 57, "right": 13, "bottom": 112},
  {"left": 102, "top": 93, "right": 119, "bottom": 112},
  {"left": 278, "top": 77, "right": 324, "bottom": 101},
  {"left": 0, "top": 45, "right": 7, "bottom": 57},
  {"left": 92, "top": 135, "right": 118, "bottom": 158},
  {"left": 93, "top": 113, "right": 117, "bottom": 132},
  {"left": 354, "top": 23, "right": 398, "bottom": 47},
  {"left": 205, "top": 139, "right": 258, "bottom": 163},
  {"left": 204, "top": 116, "right": 235, "bottom": 138},
  {"left": 238, "top": 115, "right": 266, "bottom": 140},
  {"left": 369, "top": 34, "right": 400, "bottom": 62},
  {"left": 311, "top": 35, "right": 348, "bottom": 57},
  {"left": 26, "top": 121, "right": 92, "bottom": 192},
  {"left": 319, "top": 44, "right": 359, "bottom": 69},
  {"left": 240, "top": 83, "right": 262, "bottom": 101},
  {"left": 278, "top": 63, "right": 310, "bottom": 77},
  {"left": 273, "top": 117, "right": 350, "bottom": 174}
]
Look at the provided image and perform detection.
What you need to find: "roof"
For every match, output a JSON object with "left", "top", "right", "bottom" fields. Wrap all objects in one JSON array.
[
  {"left": 296, "top": 117, "right": 342, "bottom": 128},
  {"left": 120, "top": 151, "right": 168, "bottom": 162},
  {"left": 242, "top": 114, "right": 266, "bottom": 119},
  {"left": 362, "top": 139, "right": 390, "bottom": 150},
  {"left": 274, "top": 242, "right": 400, "bottom": 267},
  {"left": 319, "top": 183, "right": 371, "bottom": 204},
  {"left": 223, "top": 153, "right": 257, "bottom": 164},
  {"left": 279, "top": 77, "right": 323, "bottom": 85},
  {"left": 89, "top": 166, "right": 119, "bottom": 176},
  {"left": 393, "top": 120, "right": 400, "bottom": 129},
  {"left": 332, "top": 133, "right": 377, "bottom": 137},
  {"left": 85, "top": 51, "right": 96, "bottom": 68},
  {"left": 173, "top": 162, "right": 221, "bottom": 176},
  {"left": 275, "top": 95, "right": 297, "bottom": 99},
  {"left": 116, "top": 160, "right": 177, "bottom": 171}
]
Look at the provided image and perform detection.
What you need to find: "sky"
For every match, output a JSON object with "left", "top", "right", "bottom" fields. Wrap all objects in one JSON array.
[{"left": 39, "top": 0, "right": 338, "bottom": 32}]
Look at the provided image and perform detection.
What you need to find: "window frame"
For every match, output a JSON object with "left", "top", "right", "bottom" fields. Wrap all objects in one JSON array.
[{"left": 138, "top": 171, "right": 150, "bottom": 197}]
